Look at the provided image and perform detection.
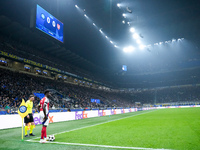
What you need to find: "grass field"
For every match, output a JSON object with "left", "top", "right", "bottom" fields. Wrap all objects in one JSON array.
[{"left": 0, "top": 108, "right": 200, "bottom": 150}]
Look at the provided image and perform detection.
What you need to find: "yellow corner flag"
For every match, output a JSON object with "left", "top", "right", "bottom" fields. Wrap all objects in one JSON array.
[{"left": 18, "top": 99, "right": 28, "bottom": 141}]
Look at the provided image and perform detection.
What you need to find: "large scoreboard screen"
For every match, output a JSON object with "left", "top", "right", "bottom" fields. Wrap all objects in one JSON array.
[{"left": 36, "top": 5, "right": 64, "bottom": 43}]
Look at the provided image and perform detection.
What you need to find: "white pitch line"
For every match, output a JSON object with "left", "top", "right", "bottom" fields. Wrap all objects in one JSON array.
[
  {"left": 27, "top": 140, "right": 172, "bottom": 150},
  {"left": 27, "top": 110, "right": 155, "bottom": 141}
]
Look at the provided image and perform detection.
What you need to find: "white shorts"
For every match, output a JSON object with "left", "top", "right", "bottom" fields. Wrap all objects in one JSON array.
[{"left": 39, "top": 112, "right": 49, "bottom": 126}]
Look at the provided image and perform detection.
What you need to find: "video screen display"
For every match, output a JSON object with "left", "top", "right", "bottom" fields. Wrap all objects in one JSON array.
[
  {"left": 122, "top": 65, "right": 127, "bottom": 71},
  {"left": 91, "top": 99, "right": 100, "bottom": 104},
  {"left": 36, "top": 4, "right": 64, "bottom": 43}
]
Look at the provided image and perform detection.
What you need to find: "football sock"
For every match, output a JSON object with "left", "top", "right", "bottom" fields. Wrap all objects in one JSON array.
[
  {"left": 44, "top": 126, "right": 47, "bottom": 138},
  {"left": 25, "top": 126, "right": 28, "bottom": 135},
  {"left": 41, "top": 127, "right": 45, "bottom": 139},
  {"left": 30, "top": 125, "right": 34, "bottom": 134}
]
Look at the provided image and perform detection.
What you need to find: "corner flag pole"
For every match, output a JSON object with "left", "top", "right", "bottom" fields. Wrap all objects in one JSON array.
[
  {"left": 18, "top": 99, "right": 28, "bottom": 142},
  {"left": 22, "top": 118, "right": 23, "bottom": 141}
]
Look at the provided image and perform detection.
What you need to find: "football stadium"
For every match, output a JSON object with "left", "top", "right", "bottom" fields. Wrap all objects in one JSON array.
[{"left": 0, "top": 0, "right": 200, "bottom": 150}]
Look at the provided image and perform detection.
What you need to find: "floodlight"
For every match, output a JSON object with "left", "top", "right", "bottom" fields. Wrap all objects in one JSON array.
[
  {"left": 139, "top": 45, "right": 146, "bottom": 50},
  {"left": 130, "top": 28, "right": 135, "bottom": 33},
  {"left": 136, "top": 39, "right": 141, "bottom": 44},
  {"left": 133, "top": 33, "right": 139, "bottom": 39},
  {"left": 123, "top": 46, "right": 134, "bottom": 53},
  {"left": 172, "top": 39, "right": 176, "bottom": 42}
]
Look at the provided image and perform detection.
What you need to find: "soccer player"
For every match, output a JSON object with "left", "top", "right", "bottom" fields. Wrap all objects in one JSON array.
[
  {"left": 37, "top": 90, "right": 51, "bottom": 143},
  {"left": 24, "top": 95, "right": 35, "bottom": 137}
]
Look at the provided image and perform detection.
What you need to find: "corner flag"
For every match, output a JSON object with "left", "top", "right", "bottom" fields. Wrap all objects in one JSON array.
[
  {"left": 18, "top": 99, "right": 28, "bottom": 141},
  {"left": 18, "top": 99, "right": 28, "bottom": 118}
]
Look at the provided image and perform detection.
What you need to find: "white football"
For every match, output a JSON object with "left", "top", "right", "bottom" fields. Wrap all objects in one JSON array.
[{"left": 48, "top": 135, "right": 55, "bottom": 141}]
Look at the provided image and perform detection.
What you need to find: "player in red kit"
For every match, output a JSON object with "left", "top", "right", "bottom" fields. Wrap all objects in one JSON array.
[{"left": 37, "top": 90, "right": 51, "bottom": 143}]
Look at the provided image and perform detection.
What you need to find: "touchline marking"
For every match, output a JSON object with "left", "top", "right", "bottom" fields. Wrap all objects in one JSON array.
[
  {"left": 27, "top": 110, "right": 156, "bottom": 141},
  {"left": 27, "top": 140, "right": 172, "bottom": 150}
]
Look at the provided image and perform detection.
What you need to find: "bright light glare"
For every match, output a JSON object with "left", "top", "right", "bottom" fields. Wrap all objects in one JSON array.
[
  {"left": 110, "top": 41, "right": 113, "bottom": 44},
  {"left": 123, "top": 46, "right": 134, "bottom": 53},
  {"left": 122, "top": 13, "right": 126, "bottom": 18},
  {"left": 105, "top": 36, "right": 108, "bottom": 39},
  {"left": 136, "top": 39, "right": 141, "bottom": 44},
  {"left": 172, "top": 39, "right": 176, "bottom": 42},
  {"left": 93, "top": 23, "right": 96, "bottom": 26},
  {"left": 99, "top": 29, "right": 103, "bottom": 33},
  {"left": 84, "top": 14, "right": 88, "bottom": 18},
  {"left": 133, "top": 33, "right": 140, "bottom": 39},
  {"left": 154, "top": 43, "right": 159, "bottom": 46},
  {"left": 130, "top": 28, "right": 135, "bottom": 33},
  {"left": 117, "top": 3, "right": 120, "bottom": 7},
  {"left": 75, "top": 5, "right": 78, "bottom": 8},
  {"left": 114, "top": 45, "right": 117, "bottom": 48},
  {"left": 139, "top": 45, "right": 146, "bottom": 50},
  {"left": 122, "top": 20, "right": 125, "bottom": 24},
  {"left": 159, "top": 42, "right": 163, "bottom": 45}
]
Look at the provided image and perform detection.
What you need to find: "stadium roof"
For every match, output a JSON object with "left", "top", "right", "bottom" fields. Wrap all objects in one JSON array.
[{"left": 0, "top": 0, "right": 200, "bottom": 88}]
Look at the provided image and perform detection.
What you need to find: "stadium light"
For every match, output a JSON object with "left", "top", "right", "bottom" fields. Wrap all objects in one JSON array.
[
  {"left": 84, "top": 14, "right": 88, "bottom": 18},
  {"left": 133, "top": 33, "right": 140, "bottom": 39},
  {"left": 110, "top": 41, "right": 113, "bottom": 44},
  {"left": 75, "top": 5, "right": 78, "bottom": 8},
  {"left": 127, "top": 22, "right": 130, "bottom": 25},
  {"left": 99, "top": 29, "right": 103, "bottom": 33},
  {"left": 122, "top": 13, "right": 126, "bottom": 18},
  {"left": 139, "top": 45, "right": 146, "bottom": 50},
  {"left": 123, "top": 46, "right": 134, "bottom": 53},
  {"left": 105, "top": 36, "right": 108, "bottom": 39},
  {"left": 136, "top": 39, "right": 141, "bottom": 44},
  {"left": 93, "top": 23, "right": 96, "bottom": 26},
  {"left": 122, "top": 20, "right": 125, "bottom": 24},
  {"left": 130, "top": 28, "right": 135, "bottom": 33},
  {"left": 117, "top": 3, "right": 121, "bottom": 8},
  {"left": 114, "top": 45, "right": 118, "bottom": 48},
  {"left": 159, "top": 42, "right": 163, "bottom": 45},
  {"left": 154, "top": 43, "right": 159, "bottom": 46},
  {"left": 172, "top": 39, "right": 176, "bottom": 42}
]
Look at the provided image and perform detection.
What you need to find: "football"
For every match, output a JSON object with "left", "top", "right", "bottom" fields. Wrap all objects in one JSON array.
[{"left": 48, "top": 135, "right": 55, "bottom": 141}]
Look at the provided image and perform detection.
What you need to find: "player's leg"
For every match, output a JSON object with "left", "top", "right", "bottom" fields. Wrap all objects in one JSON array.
[
  {"left": 43, "top": 116, "right": 49, "bottom": 139},
  {"left": 40, "top": 115, "right": 49, "bottom": 143},
  {"left": 29, "top": 114, "right": 35, "bottom": 136},
  {"left": 24, "top": 116, "right": 29, "bottom": 137},
  {"left": 39, "top": 112, "right": 45, "bottom": 143},
  {"left": 42, "top": 116, "right": 49, "bottom": 143}
]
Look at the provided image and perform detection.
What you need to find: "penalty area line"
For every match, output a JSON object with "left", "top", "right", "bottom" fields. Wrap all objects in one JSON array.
[
  {"left": 27, "top": 140, "right": 172, "bottom": 150},
  {"left": 26, "top": 110, "right": 156, "bottom": 141}
]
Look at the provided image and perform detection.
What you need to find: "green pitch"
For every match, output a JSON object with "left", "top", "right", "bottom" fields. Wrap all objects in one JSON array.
[{"left": 0, "top": 108, "right": 200, "bottom": 150}]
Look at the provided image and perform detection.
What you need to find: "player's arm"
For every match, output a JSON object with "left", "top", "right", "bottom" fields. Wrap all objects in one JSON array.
[
  {"left": 26, "top": 101, "right": 30, "bottom": 119},
  {"left": 36, "top": 103, "right": 40, "bottom": 112},
  {"left": 43, "top": 103, "right": 47, "bottom": 121}
]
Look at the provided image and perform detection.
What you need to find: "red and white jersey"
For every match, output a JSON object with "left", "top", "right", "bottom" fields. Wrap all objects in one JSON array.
[{"left": 39, "top": 97, "right": 49, "bottom": 114}]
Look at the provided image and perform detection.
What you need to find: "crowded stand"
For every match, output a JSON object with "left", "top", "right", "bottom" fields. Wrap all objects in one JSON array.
[
  {"left": 1, "top": 66, "right": 200, "bottom": 115},
  {"left": 0, "top": 67, "right": 135, "bottom": 114}
]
